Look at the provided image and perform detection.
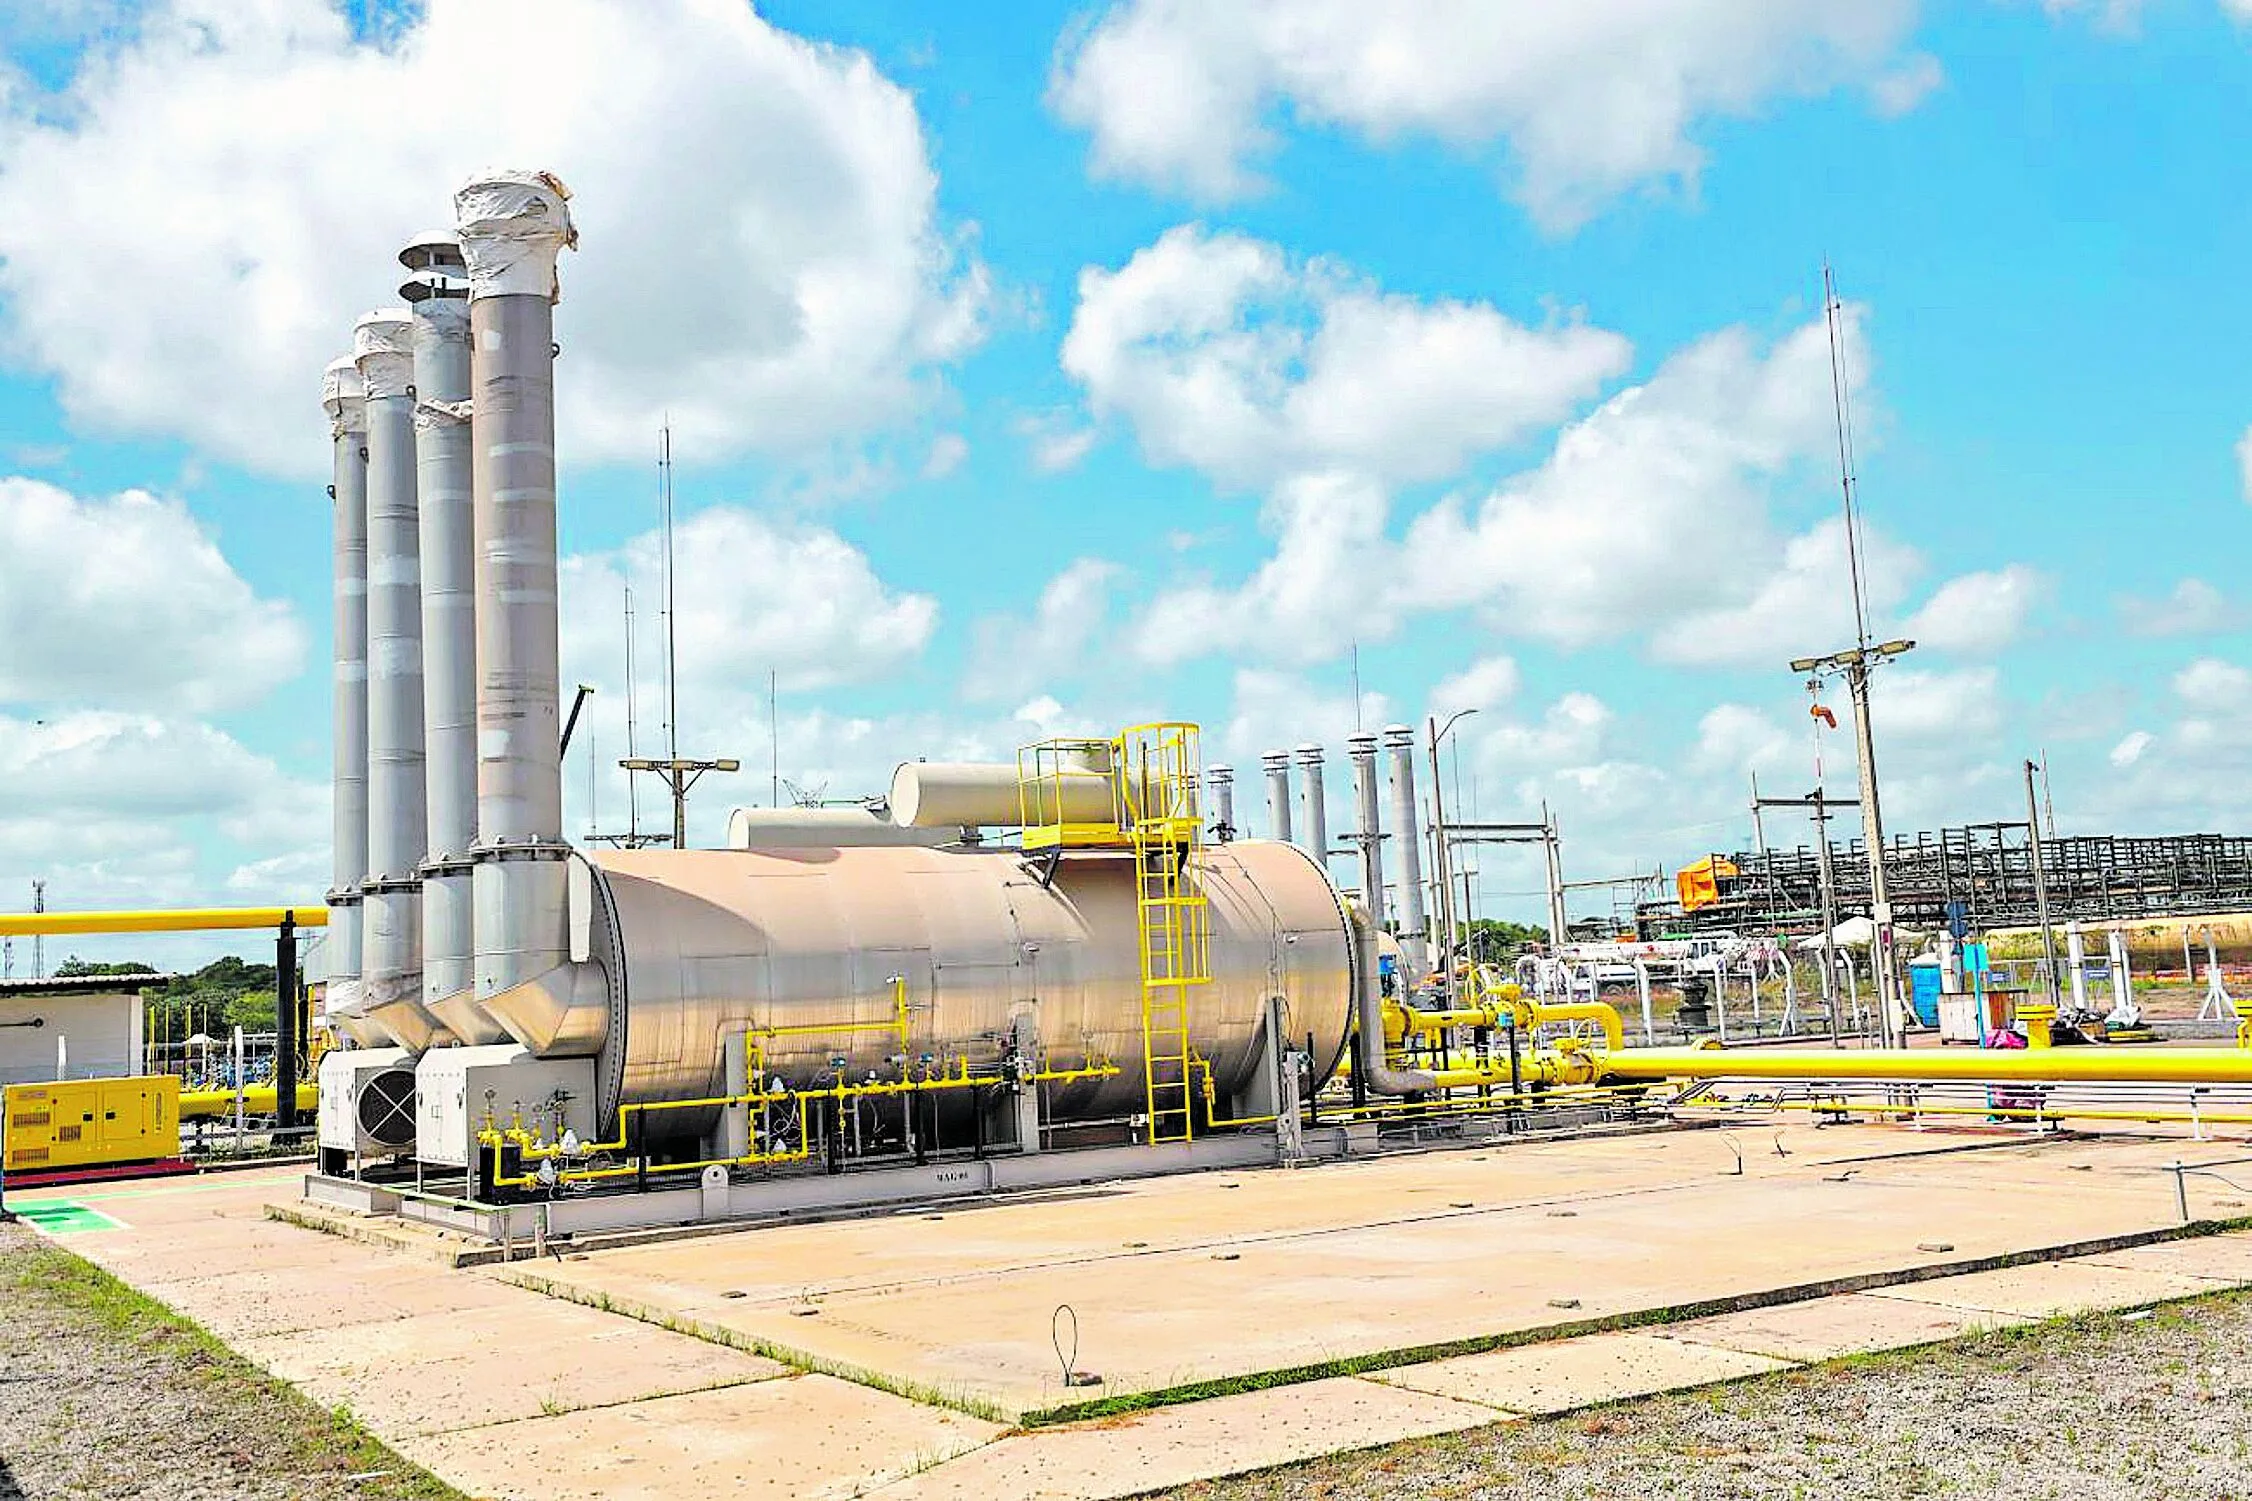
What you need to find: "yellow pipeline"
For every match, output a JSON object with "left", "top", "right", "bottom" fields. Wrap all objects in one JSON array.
[
  {"left": 1588, "top": 1045, "right": 2252, "bottom": 1088},
  {"left": 179, "top": 1082, "right": 319, "bottom": 1119},
  {"left": 0, "top": 906, "right": 329, "bottom": 937}
]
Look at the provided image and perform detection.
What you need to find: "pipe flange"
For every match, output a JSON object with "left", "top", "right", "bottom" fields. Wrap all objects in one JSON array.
[
  {"left": 359, "top": 874, "right": 425, "bottom": 895},
  {"left": 468, "top": 841, "right": 575, "bottom": 865}
]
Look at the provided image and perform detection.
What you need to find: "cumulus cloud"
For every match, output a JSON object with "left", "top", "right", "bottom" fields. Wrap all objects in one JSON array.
[
  {"left": 963, "top": 558, "right": 1122, "bottom": 703},
  {"left": 2238, "top": 426, "right": 2252, "bottom": 501},
  {"left": 2109, "top": 729, "right": 2155, "bottom": 768},
  {"left": 560, "top": 505, "right": 937, "bottom": 703},
  {"left": 0, "top": 0, "right": 986, "bottom": 474},
  {"left": 1050, "top": 0, "right": 1929, "bottom": 229},
  {"left": 1429, "top": 656, "right": 1521, "bottom": 720},
  {"left": 2116, "top": 578, "right": 2237, "bottom": 637},
  {"left": 1406, "top": 311, "right": 1865, "bottom": 650},
  {"left": 2080, "top": 656, "right": 2252, "bottom": 832},
  {"left": 1653, "top": 518, "right": 1919, "bottom": 667},
  {"left": 1692, "top": 703, "right": 1798, "bottom": 777},
  {"left": 1062, "top": 224, "right": 1630, "bottom": 492},
  {"left": 920, "top": 432, "right": 969, "bottom": 480},
  {"left": 0, "top": 477, "right": 304, "bottom": 713},
  {"left": 1902, "top": 564, "right": 2045, "bottom": 654},
  {"left": 1135, "top": 472, "right": 1391, "bottom": 666}
]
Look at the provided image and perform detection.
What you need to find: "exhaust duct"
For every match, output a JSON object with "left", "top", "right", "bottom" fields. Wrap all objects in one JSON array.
[
  {"left": 1261, "top": 751, "right": 1292, "bottom": 844},
  {"left": 400, "top": 233, "right": 499, "bottom": 1046},
  {"left": 321, "top": 356, "right": 376, "bottom": 1044},
  {"left": 1295, "top": 743, "right": 1328, "bottom": 871},
  {"left": 455, "top": 169, "right": 608, "bottom": 1058},
  {"left": 1383, "top": 724, "right": 1427, "bottom": 975},
  {"left": 354, "top": 308, "right": 441, "bottom": 1051},
  {"left": 1348, "top": 731, "right": 1386, "bottom": 930}
]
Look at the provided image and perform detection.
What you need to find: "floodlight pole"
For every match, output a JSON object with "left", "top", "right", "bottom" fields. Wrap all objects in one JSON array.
[
  {"left": 1791, "top": 639, "right": 1915, "bottom": 1049},
  {"left": 620, "top": 756, "right": 741, "bottom": 850}
]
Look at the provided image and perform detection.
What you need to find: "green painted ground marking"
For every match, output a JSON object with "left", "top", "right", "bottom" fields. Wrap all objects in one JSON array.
[{"left": 11, "top": 1200, "right": 126, "bottom": 1234}]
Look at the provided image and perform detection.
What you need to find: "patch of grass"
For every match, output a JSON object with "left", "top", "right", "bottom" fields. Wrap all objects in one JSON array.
[{"left": 3, "top": 1234, "right": 466, "bottom": 1501}]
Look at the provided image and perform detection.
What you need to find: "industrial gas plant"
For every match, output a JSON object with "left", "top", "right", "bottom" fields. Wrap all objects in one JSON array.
[{"left": 10, "top": 169, "right": 2252, "bottom": 1252}]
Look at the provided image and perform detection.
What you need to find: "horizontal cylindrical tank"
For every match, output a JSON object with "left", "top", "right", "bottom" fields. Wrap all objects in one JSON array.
[
  {"left": 588, "top": 838, "right": 1352, "bottom": 1137},
  {"left": 889, "top": 760, "right": 1114, "bottom": 829},
  {"left": 727, "top": 806, "right": 961, "bottom": 849}
]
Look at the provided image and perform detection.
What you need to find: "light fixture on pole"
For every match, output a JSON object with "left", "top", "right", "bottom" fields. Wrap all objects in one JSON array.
[
  {"left": 619, "top": 756, "right": 740, "bottom": 850},
  {"left": 1788, "top": 638, "right": 1915, "bottom": 1047},
  {"left": 1427, "top": 708, "right": 1479, "bottom": 1007}
]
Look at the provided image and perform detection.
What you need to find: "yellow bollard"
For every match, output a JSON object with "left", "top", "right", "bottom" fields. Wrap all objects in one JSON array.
[{"left": 2019, "top": 1002, "right": 2055, "bottom": 1050}]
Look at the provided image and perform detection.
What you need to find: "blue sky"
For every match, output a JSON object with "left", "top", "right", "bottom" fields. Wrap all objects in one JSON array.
[{"left": 0, "top": 0, "right": 2247, "bottom": 969}]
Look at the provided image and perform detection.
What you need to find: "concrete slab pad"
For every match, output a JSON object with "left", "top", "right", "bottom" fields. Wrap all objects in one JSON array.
[
  {"left": 148, "top": 1255, "right": 520, "bottom": 1340},
  {"left": 394, "top": 1373, "right": 1002, "bottom": 1501},
  {"left": 2078, "top": 1231, "right": 2252, "bottom": 1286},
  {"left": 877, "top": 1376, "right": 1498, "bottom": 1501},
  {"left": 1367, "top": 1330, "right": 1788, "bottom": 1414},
  {"left": 238, "top": 1299, "right": 790, "bottom": 1435},
  {"left": 1870, "top": 1261, "right": 2223, "bottom": 1320},
  {"left": 1667, "top": 1292, "right": 2033, "bottom": 1363}
]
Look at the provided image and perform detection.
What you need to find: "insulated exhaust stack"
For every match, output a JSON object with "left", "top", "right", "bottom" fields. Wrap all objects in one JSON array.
[
  {"left": 321, "top": 357, "right": 377, "bottom": 1045},
  {"left": 1383, "top": 724, "right": 1427, "bottom": 975},
  {"left": 400, "top": 232, "right": 498, "bottom": 1046},
  {"left": 354, "top": 307, "right": 443, "bottom": 1051},
  {"left": 455, "top": 170, "right": 607, "bottom": 1057}
]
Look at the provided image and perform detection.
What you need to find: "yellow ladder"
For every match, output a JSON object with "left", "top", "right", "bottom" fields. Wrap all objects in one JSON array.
[{"left": 1121, "top": 724, "right": 1209, "bottom": 1144}]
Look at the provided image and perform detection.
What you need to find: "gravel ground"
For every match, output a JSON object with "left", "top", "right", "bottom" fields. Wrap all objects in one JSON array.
[
  {"left": 0, "top": 1221, "right": 461, "bottom": 1501},
  {"left": 1154, "top": 1293, "right": 2252, "bottom": 1501}
]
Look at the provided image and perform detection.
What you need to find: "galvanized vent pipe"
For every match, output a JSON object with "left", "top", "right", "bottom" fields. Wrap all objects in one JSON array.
[
  {"left": 1261, "top": 751, "right": 1292, "bottom": 844},
  {"left": 1383, "top": 724, "right": 1427, "bottom": 974},
  {"left": 401, "top": 234, "right": 497, "bottom": 1046},
  {"left": 321, "top": 356, "right": 374, "bottom": 1043},
  {"left": 456, "top": 168, "right": 606, "bottom": 1057},
  {"left": 1207, "top": 764, "right": 1234, "bottom": 841},
  {"left": 1347, "top": 731, "right": 1386, "bottom": 930},
  {"left": 1296, "top": 743, "right": 1328, "bottom": 870},
  {"left": 355, "top": 308, "right": 440, "bottom": 1051}
]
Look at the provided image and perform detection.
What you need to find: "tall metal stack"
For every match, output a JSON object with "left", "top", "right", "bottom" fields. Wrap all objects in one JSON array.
[
  {"left": 1296, "top": 743, "right": 1328, "bottom": 873},
  {"left": 400, "top": 234, "right": 497, "bottom": 1047},
  {"left": 354, "top": 308, "right": 438, "bottom": 1050},
  {"left": 454, "top": 170, "right": 607, "bottom": 1057},
  {"left": 1383, "top": 725, "right": 1427, "bottom": 975},
  {"left": 1262, "top": 751, "right": 1292, "bottom": 844},
  {"left": 1348, "top": 732, "right": 1386, "bottom": 931},
  {"left": 322, "top": 356, "right": 374, "bottom": 1044}
]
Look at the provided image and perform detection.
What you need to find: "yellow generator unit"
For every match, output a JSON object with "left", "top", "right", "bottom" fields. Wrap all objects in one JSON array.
[
  {"left": 3, "top": 1075, "right": 180, "bottom": 1175},
  {"left": 1676, "top": 856, "right": 1739, "bottom": 913}
]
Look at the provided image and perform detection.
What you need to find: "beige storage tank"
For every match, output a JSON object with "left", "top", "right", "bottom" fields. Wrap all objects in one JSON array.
[{"left": 586, "top": 838, "right": 1352, "bottom": 1137}]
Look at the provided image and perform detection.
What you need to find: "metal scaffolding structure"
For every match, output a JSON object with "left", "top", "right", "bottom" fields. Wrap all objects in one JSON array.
[{"left": 1643, "top": 825, "right": 2252, "bottom": 936}]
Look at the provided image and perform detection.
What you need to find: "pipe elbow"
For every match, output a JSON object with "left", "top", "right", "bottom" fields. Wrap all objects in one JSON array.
[
  {"left": 482, "top": 959, "right": 610, "bottom": 1058},
  {"left": 1351, "top": 902, "right": 1437, "bottom": 1095}
]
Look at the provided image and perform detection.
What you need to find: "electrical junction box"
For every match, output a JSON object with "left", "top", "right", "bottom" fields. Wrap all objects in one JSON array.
[
  {"left": 415, "top": 1044, "right": 598, "bottom": 1169},
  {"left": 316, "top": 1046, "right": 417, "bottom": 1159},
  {"left": 4, "top": 1075, "right": 179, "bottom": 1173}
]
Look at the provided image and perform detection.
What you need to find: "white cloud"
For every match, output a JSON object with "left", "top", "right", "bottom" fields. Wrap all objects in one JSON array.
[
  {"left": 1135, "top": 472, "right": 1391, "bottom": 667},
  {"left": 0, "top": 0, "right": 986, "bottom": 474},
  {"left": 1860, "top": 666, "right": 2003, "bottom": 742},
  {"left": 2116, "top": 578, "right": 2237, "bottom": 637},
  {"left": 964, "top": 558, "right": 1122, "bottom": 703},
  {"left": 1692, "top": 704, "right": 1797, "bottom": 777},
  {"left": 1062, "top": 224, "right": 1630, "bottom": 492},
  {"left": 1654, "top": 518, "right": 1919, "bottom": 667},
  {"left": 920, "top": 432, "right": 969, "bottom": 480},
  {"left": 1429, "top": 656, "right": 1521, "bottom": 720},
  {"left": 2109, "top": 729, "right": 2154, "bottom": 767},
  {"left": 560, "top": 505, "right": 938, "bottom": 703},
  {"left": 0, "top": 477, "right": 304, "bottom": 713},
  {"left": 2238, "top": 426, "right": 2252, "bottom": 501},
  {"left": 1903, "top": 564, "right": 2044, "bottom": 655},
  {"left": 1217, "top": 668, "right": 1388, "bottom": 765},
  {"left": 1407, "top": 310, "right": 1866, "bottom": 651},
  {"left": 1017, "top": 416, "right": 1100, "bottom": 474},
  {"left": 2079, "top": 655, "right": 2252, "bottom": 832},
  {"left": 1050, "top": 0, "right": 1929, "bottom": 230}
]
